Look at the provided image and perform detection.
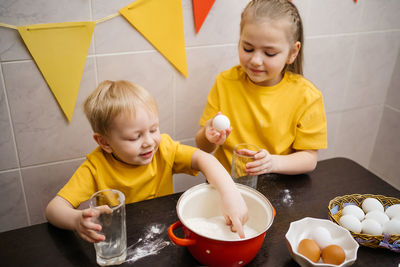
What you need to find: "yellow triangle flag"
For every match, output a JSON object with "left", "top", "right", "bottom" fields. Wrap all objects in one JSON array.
[
  {"left": 120, "top": 0, "right": 188, "bottom": 77},
  {"left": 18, "top": 22, "right": 95, "bottom": 122}
]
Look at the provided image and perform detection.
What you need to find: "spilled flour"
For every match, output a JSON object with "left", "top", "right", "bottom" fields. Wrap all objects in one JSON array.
[
  {"left": 282, "top": 189, "right": 294, "bottom": 207},
  {"left": 125, "top": 223, "right": 170, "bottom": 263}
]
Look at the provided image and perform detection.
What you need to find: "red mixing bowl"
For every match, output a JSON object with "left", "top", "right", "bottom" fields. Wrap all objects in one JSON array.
[{"left": 168, "top": 183, "right": 275, "bottom": 267}]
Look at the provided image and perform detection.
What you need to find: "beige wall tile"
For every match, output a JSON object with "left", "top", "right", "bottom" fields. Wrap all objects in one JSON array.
[
  {"left": 175, "top": 45, "right": 238, "bottom": 140},
  {"left": 344, "top": 31, "right": 400, "bottom": 110},
  {"left": 358, "top": 0, "right": 400, "bottom": 32},
  {"left": 369, "top": 107, "right": 400, "bottom": 190},
  {"left": 3, "top": 58, "right": 97, "bottom": 166},
  {"left": 0, "top": 0, "right": 92, "bottom": 61},
  {"left": 304, "top": 0, "right": 363, "bottom": 36},
  {"left": 0, "top": 68, "right": 18, "bottom": 170},
  {"left": 96, "top": 52, "right": 175, "bottom": 136},
  {"left": 304, "top": 35, "right": 356, "bottom": 112},
  {"left": 21, "top": 159, "right": 84, "bottom": 225},
  {"left": 386, "top": 52, "right": 400, "bottom": 110},
  {"left": 335, "top": 105, "right": 383, "bottom": 168},
  {"left": 0, "top": 170, "right": 28, "bottom": 232}
]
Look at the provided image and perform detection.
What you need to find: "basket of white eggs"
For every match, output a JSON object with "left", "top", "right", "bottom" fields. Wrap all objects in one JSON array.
[{"left": 328, "top": 194, "right": 400, "bottom": 252}]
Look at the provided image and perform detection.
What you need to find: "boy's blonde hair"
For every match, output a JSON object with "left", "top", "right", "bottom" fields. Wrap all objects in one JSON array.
[
  {"left": 240, "top": 0, "right": 304, "bottom": 75},
  {"left": 83, "top": 80, "right": 158, "bottom": 135}
]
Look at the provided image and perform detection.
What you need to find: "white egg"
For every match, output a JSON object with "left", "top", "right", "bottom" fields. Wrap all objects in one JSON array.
[
  {"left": 361, "top": 198, "right": 384, "bottom": 213},
  {"left": 361, "top": 219, "right": 382, "bottom": 235},
  {"left": 342, "top": 205, "right": 365, "bottom": 220},
  {"left": 339, "top": 214, "right": 362, "bottom": 233},
  {"left": 212, "top": 114, "right": 230, "bottom": 131},
  {"left": 364, "top": 210, "right": 389, "bottom": 226},
  {"left": 383, "top": 219, "right": 400, "bottom": 235},
  {"left": 385, "top": 204, "right": 400, "bottom": 219},
  {"left": 311, "top": 226, "right": 332, "bottom": 249}
]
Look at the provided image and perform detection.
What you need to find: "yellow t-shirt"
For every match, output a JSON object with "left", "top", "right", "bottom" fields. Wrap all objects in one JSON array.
[
  {"left": 199, "top": 65, "right": 327, "bottom": 172},
  {"left": 58, "top": 134, "right": 198, "bottom": 208}
]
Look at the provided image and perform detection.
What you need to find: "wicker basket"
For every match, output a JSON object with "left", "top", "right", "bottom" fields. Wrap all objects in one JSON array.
[{"left": 328, "top": 194, "right": 400, "bottom": 252}]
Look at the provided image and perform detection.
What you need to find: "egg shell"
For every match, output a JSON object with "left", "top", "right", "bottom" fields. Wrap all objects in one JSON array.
[
  {"left": 361, "top": 219, "right": 382, "bottom": 235},
  {"left": 392, "top": 215, "right": 400, "bottom": 221},
  {"left": 321, "top": 244, "right": 346, "bottom": 265},
  {"left": 342, "top": 204, "right": 365, "bottom": 220},
  {"left": 297, "top": 239, "right": 321, "bottom": 263},
  {"left": 311, "top": 226, "right": 332, "bottom": 249},
  {"left": 361, "top": 198, "right": 384, "bottom": 213},
  {"left": 339, "top": 214, "right": 362, "bottom": 233},
  {"left": 385, "top": 204, "right": 400, "bottom": 219},
  {"left": 364, "top": 210, "right": 389, "bottom": 226},
  {"left": 212, "top": 115, "right": 230, "bottom": 131},
  {"left": 383, "top": 219, "right": 400, "bottom": 235}
]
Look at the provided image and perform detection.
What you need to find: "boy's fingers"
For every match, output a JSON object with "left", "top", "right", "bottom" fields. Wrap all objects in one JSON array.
[{"left": 231, "top": 217, "right": 245, "bottom": 238}]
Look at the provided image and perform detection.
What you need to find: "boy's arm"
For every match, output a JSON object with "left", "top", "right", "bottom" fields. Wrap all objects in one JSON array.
[
  {"left": 191, "top": 149, "right": 248, "bottom": 238},
  {"left": 46, "top": 196, "right": 105, "bottom": 243}
]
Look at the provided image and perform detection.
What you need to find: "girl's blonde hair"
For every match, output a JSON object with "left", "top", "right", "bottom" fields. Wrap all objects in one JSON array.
[
  {"left": 240, "top": 0, "right": 304, "bottom": 75},
  {"left": 83, "top": 80, "right": 158, "bottom": 135}
]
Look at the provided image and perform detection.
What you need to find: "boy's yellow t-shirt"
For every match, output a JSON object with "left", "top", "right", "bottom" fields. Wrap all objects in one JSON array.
[
  {"left": 199, "top": 65, "right": 327, "bottom": 172},
  {"left": 58, "top": 134, "right": 198, "bottom": 208}
]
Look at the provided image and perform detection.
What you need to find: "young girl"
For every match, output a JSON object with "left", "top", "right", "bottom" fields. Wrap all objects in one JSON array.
[{"left": 196, "top": 0, "right": 327, "bottom": 176}]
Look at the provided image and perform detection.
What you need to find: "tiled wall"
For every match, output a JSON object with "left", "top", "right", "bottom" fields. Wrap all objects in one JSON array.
[{"left": 0, "top": 0, "right": 399, "bottom": 232}]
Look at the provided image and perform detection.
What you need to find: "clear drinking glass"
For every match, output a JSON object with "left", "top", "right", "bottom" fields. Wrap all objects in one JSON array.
[
  {"left": 89, "top": 189, "right": 127, "bottom": 266},
  {"left": 231, "top": 143, "right": 260, "bottom": 189}
]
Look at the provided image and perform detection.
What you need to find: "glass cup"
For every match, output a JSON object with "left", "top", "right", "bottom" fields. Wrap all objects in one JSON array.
[
  {"left": 231, "top": 143, "right": 260, "bottom": 189},
  {"left": 89, "top": 189, "right": 127, "bottom": 266}
]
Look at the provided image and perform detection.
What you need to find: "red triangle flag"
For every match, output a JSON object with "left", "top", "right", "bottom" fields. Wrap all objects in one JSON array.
[{"left": 193, "top": 0, "right": 216, "bottom": 33}]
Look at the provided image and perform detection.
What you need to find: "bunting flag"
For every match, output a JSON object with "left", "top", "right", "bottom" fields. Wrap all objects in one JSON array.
[
  {"left": 192, "top": 0, "right": 215, "bottom": 33},
  {"left": 120, "top": 0, "right": 188, "bottom": 77},
  {"left": 18, "top": 22, "right": 95, "bottom": 122}
]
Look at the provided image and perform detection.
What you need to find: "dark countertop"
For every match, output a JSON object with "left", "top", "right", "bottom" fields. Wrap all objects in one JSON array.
[{"left": 0, "top": 158, "right": 399, "bottom": 266}]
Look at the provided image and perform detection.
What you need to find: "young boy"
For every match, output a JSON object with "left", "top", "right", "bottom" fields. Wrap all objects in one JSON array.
[{"left": 46, "top": 80, "right": 248, "bottom": 242}]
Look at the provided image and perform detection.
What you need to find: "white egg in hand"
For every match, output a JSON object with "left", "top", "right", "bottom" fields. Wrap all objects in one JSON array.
[
  {"left": 342, "top": 205, "right": 365, "bottom": 220},
  {"left": 361, "top": 198, "right": 384, "bottom": 213},
  {"left": 339, "top": 214, "right": 362, "bottom": 233},
  {"left": 311, "top": 226, "right": 332, "bottom": 249},
  {"left": 212, "top": 114, "right": 230, "bottom": 131}
]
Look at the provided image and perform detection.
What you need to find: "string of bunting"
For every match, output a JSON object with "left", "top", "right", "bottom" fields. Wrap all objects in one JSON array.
[{"left": 0, "top": 0, "right": 215, "bottom": 122}]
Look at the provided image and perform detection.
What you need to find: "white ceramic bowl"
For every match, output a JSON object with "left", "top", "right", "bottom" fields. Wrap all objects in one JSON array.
[{"left": 285, "top": 217, "right": 359, "bottom": 267}]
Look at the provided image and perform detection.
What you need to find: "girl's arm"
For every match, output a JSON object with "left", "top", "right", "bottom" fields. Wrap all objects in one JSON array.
[
  {"left": 248, "top": 149, "right": 318, "bottom": 175},
  {"left": 271, "top": 150, "right": 318, "bottom": 174},
  {"left": 46, "top": 196, "right": 105, "bottom": 243},
  {"left": 195, "top": 125, "right": 217, "bottom": 153},
  {"left": 191, "top": 149, "right": 248, "bottom": 238}
]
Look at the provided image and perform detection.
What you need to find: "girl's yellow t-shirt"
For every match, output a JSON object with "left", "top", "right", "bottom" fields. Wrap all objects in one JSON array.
[
  {"left": 58, "top": 134, "right": 198, "bottom": 208},
  {"left": 199, "top": 66, "right": 327, "bottom": 173}
]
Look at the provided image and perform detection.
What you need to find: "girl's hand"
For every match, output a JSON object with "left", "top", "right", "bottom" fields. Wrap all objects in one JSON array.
[
  {"left": 245, "top": 149, "right": 275, "bottom": 175},
  {"left": 205, "top": 113, "right": 232, "bottom": 145},
  {"left": 74, "top": 205, "right": 111, "bottom": 243}
]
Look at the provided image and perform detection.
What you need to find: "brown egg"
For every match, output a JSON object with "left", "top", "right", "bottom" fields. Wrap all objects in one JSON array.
[
  {"left": 297, "top": 239, "right": 321, "bottom": 263},
  {"left": 321, "top": 244, "right": 346, "bottom": 265}
]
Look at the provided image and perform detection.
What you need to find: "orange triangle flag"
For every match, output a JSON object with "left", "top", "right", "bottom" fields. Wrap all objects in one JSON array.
[
  {"left": 18, "top": 22, "right": 95, "bottom": 122},
  {"left": 120, "top": 0, "right": 188, "bottom": 77},
  {"left": 193, "top": 0, "right": 215, "bottom": 33}
]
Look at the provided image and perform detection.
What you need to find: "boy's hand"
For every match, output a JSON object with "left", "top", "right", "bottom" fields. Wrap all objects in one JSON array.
[
  {"left": 245, "top": 149, "right": 275, "bottom": 175},
  {"left": 205, "top": 113, "right": 232, "bottom": 145},
  {"left": 221, "top": 189, "right": 249, "bottom": 238},
  {"left": 75, "top": 205, "right": 111, "bottom": 243}
]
